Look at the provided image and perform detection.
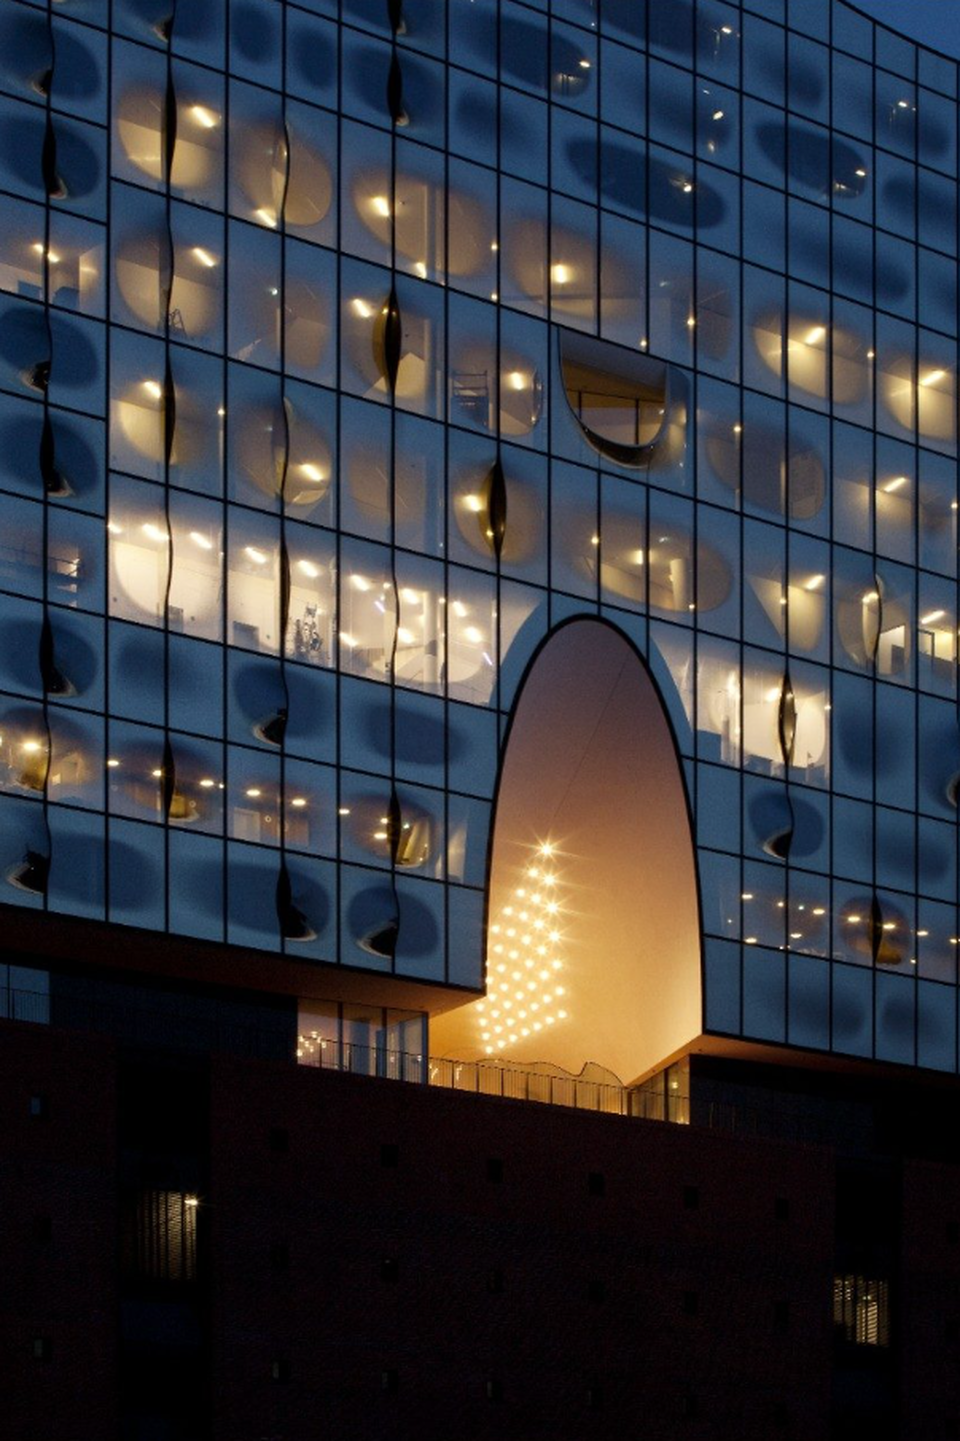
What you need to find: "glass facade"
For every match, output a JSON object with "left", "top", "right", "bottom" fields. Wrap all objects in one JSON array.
[{"left": 1, "top": 0, "right": 960, "bottom": 1071}]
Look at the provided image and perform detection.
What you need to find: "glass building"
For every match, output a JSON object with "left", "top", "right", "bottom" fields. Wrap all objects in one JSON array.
[{"left": 2, "top": 0, "right": 960, "bottom": 1085}]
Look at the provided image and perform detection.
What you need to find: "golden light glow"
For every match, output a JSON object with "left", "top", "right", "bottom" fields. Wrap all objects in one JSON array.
[
  {"left": 920, "top": 369, "right": 947, "bottom": 387},
  {"left": 804, "top": 325, "right": 826, "bottom": 345},
  {"left": 882, "top": 475, "right": 908, "bottom": 493},
  {"left": 189, "top": 105, "right": 218, "bottom": 129},
  {"left": 299, "top": 462, "right": 326, "bottom": 482},
  {"left": 351, "top": 297, "right": 373, "bottom": 318},
  {"left": 480, "top": 841, "right": 569, "bottom": 1055},
  {"left": 371, "top": 195, "right": 391, "bottom": 218},
  {"left": 551, "top": 263, "right": 572, "bottom": 285},
  {"left": 191, "top": 246, "right": 217, "bottom": 268},
  {"left": 142, "top": 380, "right": 163, "bottom": 400}
]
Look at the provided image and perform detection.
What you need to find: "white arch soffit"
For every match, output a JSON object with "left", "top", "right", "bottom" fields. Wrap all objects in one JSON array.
[{"left": 431, "top": 619, "right": 703, "bottom": 1086}]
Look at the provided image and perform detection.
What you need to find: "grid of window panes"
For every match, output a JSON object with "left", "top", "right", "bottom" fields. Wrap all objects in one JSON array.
[{"left": 0, "top": 0, "right": 958, "bottom": 1068}]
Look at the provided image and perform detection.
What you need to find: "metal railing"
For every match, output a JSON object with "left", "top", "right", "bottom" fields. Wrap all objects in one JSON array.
[{"left": 296, "top": 1037, "right": 689, "bottom": 1121}]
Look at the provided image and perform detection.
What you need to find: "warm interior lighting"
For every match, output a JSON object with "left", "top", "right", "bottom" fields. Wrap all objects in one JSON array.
[
  {"left": 191, "top": 246, "right": 217, "bottom": 268},
  {"left": 189, "top": 531, "right": 213, "bottom": 550},
  {"left": 921, "top": 610, "right": 945, "bottom": 625},
  {"left": 350, "top": 574, "right": 371, "bottom": 592},
  {"left": 142, "top": 523, "right": 168, "bottom": 543},
  {"left": 370, "top": 195, "right": 391, "bottom": 218},
  {"left": 142, "top": 380, "right": 163, "bottom": 399},
  {"left": 297, "top": 559, "right": 320, "bottom": 578},
  {"left": 804, "top": 574, "right": 825, "bottom": 591},
  {"left": 551, "top": 263, "right": 572, "bottom": 285},
  {"left": 883, "top": 476, "right": 908, "bottom": 493},
  {"left": 463, "top": 494, "right": 483, "bottom": 513},
  {"left": 804, "top": 325, "right": 826, "bottom": 345},
  {"left": 244, "top": 546, "right": 268, "bottom": 565},
  {"left": 107, "top": 758, "right": 120, "bottom": 769},
  {"left": 189, "top": 105, "right": 218, "bottom": 128},
  {"left": 200, "top": 779, "right": 215, "bottom": 788},
  {"left": 254, "top": 207, "right": 277, "bottom": 227},
  {"left": 299, "top": 462, "right": 326, "bottom": 483},
  {"left": 507, "top": 370, "right": 527, "bottom": 390},
  {"left": 351, "top": 297, "right": 374, "bottom": 319},
  {"left": 920, "top": 369, "right": 947, "bottom": 387},
  {"left": 291, "top": 797, "right": 307, "bottom": 808},
  {"left": 245, "top": 788, "right": 262, "bottom": 799}
]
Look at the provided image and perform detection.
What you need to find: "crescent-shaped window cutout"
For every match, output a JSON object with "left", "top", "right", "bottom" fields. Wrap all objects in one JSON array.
[{"left": 559, "top": 330, "right": 669, "bottom": 467}]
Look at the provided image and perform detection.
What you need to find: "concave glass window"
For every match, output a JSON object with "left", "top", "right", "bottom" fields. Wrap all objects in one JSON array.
[{"left": 558, "top": 330, "right": 668, "bottom": 467}]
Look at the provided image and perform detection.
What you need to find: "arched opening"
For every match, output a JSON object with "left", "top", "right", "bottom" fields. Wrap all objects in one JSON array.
[{"left": 431, "top": 618, "right": 703, "bottom": 1086}]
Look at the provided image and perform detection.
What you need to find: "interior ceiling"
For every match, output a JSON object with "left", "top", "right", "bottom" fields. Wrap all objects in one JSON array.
[{"left": 431, "top": 620, "right": 703, "bottom": 1085}]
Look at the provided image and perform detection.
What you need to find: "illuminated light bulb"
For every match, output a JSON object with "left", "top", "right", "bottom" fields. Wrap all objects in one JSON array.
[
  {"left": 745, "top": 936, "right": 757, "bottom": 945},
  {"left": 373, "top": 830, "right": 387, "bottom": 841},
  {"left": 350, "top": 574, "right": 371, "bottom": 591},
  {"left": 199, "top": 778, "right": 215, "bottom": 789},
  {"left": 413, "top": 261, "right": 427, "bottom": 278},
  {"left": 804, "top": 325, "right": 826, "bottom": 345},
  {"left": 921, "top": 369, "right": 947, "bottom": 387},
  {"left": 686, "top": 315, "right": 696, "bottom": 327},
  {"left": 733, "top": 422, "right": 742, "bottom": 434},
  {"left": 190, "top": 104, "right": 218, "bottom": 128},
  {"left": 485, "top": 1046, "right": 493, "bottom": 1055},
  {"left": 579, "top": 57, "right": 591, "bottom": 69},
  {"left": 151, "top": 768, "right": 163, "bottom": 778},
  {"left": 107, "top": 521, "right": 123, "bottom": 535},
  {"left": 397, "top": 627, "right": 415, "bottom": 644},
  {"left": 812, "top": 907, "right": 826, "bottom": 916},
  {"left": 539, "top": 969, "right": 550, "bottom": 981},
  {"left": 297, "top": 559, "right": 320, "bottom": 579},
  {"left": 862, "top": 590, "right": 880, "bottom": 604},
  {"left": 351, "top": 297, "right": 374, "bottom": 319},
  {"left": 546, "top": 1015, "right": 555, "bottom": 1025},
  {"left": 507, "top": 371, "right": 527, "bottom": 391},
  {"left": 244, "top": 546, "right": 268, "bottom": 565},
  {"left": 371, "top": 195, "right": 391, "bottom": 217},
  {"left": 883, "top": 475, "right": 908, "bottom": 493},
  {"left": 555, "top": 986, "right": 565, "bottom": 996},
  {"left": 192, "top": 246, "right": 217, "bottom": 268},
  {"left": 533, "top": 1022, "right": 542, "bottom": 1031},
  {"left": 451, "top": 600, "right": 468, "bottom": 618},
  {"left": 804, "top": 574, "right": 825, "bottom": 591},
  {"left": 106, "top": 758, "right": 120, "bottom": 769},
  {"left": 921, "top": 610, "right": 946, "bottom": 625},
  {"left": 189, "top": 531, "right": 213, "bottom": 550},
  {"left": 539, "top": 842, "right": 554, "bottom": 857},
  {"left": 847, "top": 914, "right": 862, "bottom": 924},
  {"left": 142, "top": 522, "right": 168, "bottom": 543},
  {"left": 551, "top": 262, "right": 571, "bottom": 285},
  {"left": 290, "top": 798, "right": 307, "bottom": 808},
  {"left": 300, "top": 462, "right": 326, "bottom": 483},
  {"left": 917, "top": 929, "right": 929, "bottom": 938},
  {"left": 142, "top": 379, "right": 163, "bottom": 399},
  {"left": 254, "top": 207, "right": 277, "bottom": 228},
  {"left": 790, "top": 932, "right": 802, "bottom": 940},
  {"left": 463, "top": 625, "right": 483, "bottom": 644},
  {"left": 558, "top": 1010, "right": 567, "bottom": 1020},
  {"left": 246, "top": 788, "right": 262, "bottom": 799}
]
